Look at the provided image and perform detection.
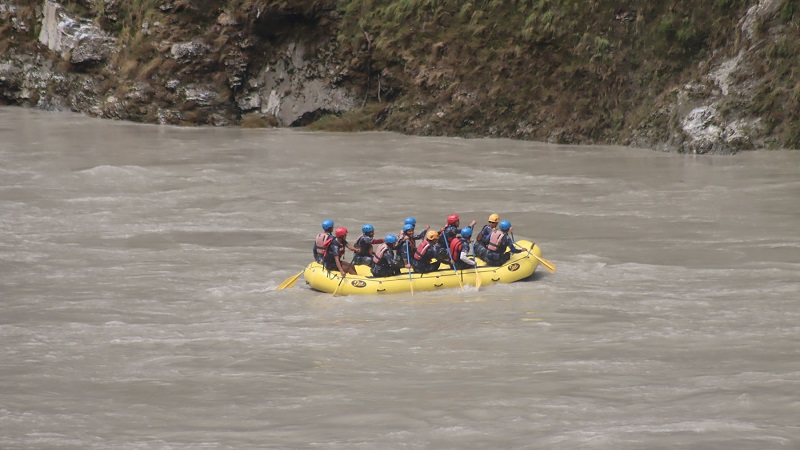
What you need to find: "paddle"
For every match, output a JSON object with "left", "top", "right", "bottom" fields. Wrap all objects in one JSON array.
[
  {"left": 510, "top": 233, "right": 556, "bottom": 273},
  {"left": 276, "top": 271, "right": 302, "bottom": 290},
  {"left": 471, "top": 242, "right": 481, "bottom": 289},
  {"left": 442, "top": 232, "right": 464, "bottom": 289},
  {"left": 332, "top": 254, "right": 358, "bottom": 297},
  {"left": 405, "top": 241, "right": 414, "bottom": 296}
]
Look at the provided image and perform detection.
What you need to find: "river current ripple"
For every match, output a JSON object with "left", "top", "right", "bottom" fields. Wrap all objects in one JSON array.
[{"left": 1, "top": 107, "right": 799, "bottom": 449}]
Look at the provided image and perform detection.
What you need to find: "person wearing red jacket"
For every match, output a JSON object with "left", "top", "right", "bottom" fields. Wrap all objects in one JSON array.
[
  {"left": 449, "top": 227, "right": 478, "bottom": 271},
  {"left": 437, "top": 213, "right": 476, "bottom": 251},
  {"left": 323, "top": 227, "right": 357, "bottom": 277},
  {"left": 412, "top": 230, "right": 446, "bottom": 274}
]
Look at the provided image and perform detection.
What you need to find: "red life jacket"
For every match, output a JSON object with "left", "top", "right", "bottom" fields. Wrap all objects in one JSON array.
[
  {"left": 336, "top": 238, "right": 345, "bottom": 258},
  {"left": 328, "top": 237, "right": 345, "bottom": 259},
  {"left": 486, "top": 229, "right": 505, "bottom": 252},
  {"left": 322, "top": 238, "right": 346, "bottom": 267},
  {"left": 372, "top": 243, "right": 390, "bottom": 265},
  {"left": 315, "top": 232, "right": 333, "bottom": 258},
  {"left": 414, "top": 239, "right": 432, "bottom": 261},
  {"left": 449, "top": 237, "right": 464, "bottom": 261}
]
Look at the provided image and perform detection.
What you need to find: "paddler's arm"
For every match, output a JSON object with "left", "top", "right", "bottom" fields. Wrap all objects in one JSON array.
[
  {"left": 459, "top": 249, "right": 477, "bottom": 266},
  {"left": 334, "top": 255, "right": 346, "bottom": 278},
  {"left": 507, "top": 235, "right": 524, "bottom": 253}
]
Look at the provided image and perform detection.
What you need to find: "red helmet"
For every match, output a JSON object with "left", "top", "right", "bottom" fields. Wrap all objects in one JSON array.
[
  {"left": 447, "top": 214, "right": 460, "bottom": 225},
  {"left": 334, "top": 227, "right": 348, "bottom": 238}
]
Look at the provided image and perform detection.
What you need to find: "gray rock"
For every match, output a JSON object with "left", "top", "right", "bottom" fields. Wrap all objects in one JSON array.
[
  {"left": 170, "top": 42, "right": 210, "bottom": 60},
  {"left": 38, "top": 1, "right": 115, "bottom": 65},
  {"left": 237, "top": 40, "right": 356, "bottom": 126},
  {"left": 181, "top": 85, "right": 216, "bottom": 106}
]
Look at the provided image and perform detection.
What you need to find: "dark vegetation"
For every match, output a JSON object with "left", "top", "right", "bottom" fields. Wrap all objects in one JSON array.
[{"left": 334, "top": 0, "right": 758, "bottom": 142}]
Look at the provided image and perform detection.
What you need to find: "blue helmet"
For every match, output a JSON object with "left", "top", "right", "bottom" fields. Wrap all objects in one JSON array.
[
  {"left": 362, "top": 224, "right": 374, "bottom": 233},
  {"left": 403, "top": 223, "right": 414, "bottom": 232},
  {"left": 404, "top": 217, "right": 416, "bottom": 226},
  {"left": 499, "top": 220, "right": 511, "bottom": 232},
  {"left": 461, "top": 227, "right": 473, "bottom": 239},
  {"left": 385, "top": 234, "right": 398, "bottom": 245},
  {"left": 322, "top": 219, "right": 334, "bottom": 231}
]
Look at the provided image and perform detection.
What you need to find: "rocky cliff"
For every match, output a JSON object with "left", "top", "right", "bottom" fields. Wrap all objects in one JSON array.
[{"left": 1, "top": 0, "right": 798, "bottom": 153}]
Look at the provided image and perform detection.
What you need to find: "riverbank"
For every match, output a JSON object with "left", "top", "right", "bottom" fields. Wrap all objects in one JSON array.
[{"left": 1, "top": 0, "right": 798, "bottom": 153}]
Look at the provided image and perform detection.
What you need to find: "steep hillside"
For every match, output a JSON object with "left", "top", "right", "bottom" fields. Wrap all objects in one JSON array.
[{"left": 1, "top": 0, "right": 798, "bottom": 153}]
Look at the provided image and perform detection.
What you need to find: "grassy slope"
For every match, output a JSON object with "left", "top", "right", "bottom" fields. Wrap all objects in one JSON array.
[{"left": 332, "top": 0, "right": 799, "bottom": 148}]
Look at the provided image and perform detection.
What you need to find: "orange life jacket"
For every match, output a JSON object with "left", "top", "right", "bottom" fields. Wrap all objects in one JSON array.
[
  {"left": 372, "top": 243, "right": 390, "bottom": 265},
  {"left": 486, "top": 229, "right": 505, "bottom": 252},
  {"left": 315, "top": 232, "right": 333, "bottom": 258}
]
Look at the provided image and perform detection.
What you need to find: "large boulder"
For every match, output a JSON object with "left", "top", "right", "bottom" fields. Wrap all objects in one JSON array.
[
  {"left": 38, "top": 1, "right": 116, "bottom": 65},
  {"left": 236, "top": 41, "right": 356, "bottom": 126}
]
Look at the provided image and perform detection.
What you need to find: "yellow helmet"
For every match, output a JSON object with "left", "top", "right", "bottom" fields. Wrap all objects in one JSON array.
[
  {"left": 488, "top": 213, "right": 499, "bottom": 223},
  {"left": 426, "top": 230, "right": 439, "bottom": 241}
]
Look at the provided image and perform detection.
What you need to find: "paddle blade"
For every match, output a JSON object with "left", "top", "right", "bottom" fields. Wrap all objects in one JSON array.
[
  {"left": 474, "top": 265, "right": 481, "bottom": 289},
  {"left": 276, "top": 272, "right": 302, "bottom": 290},
  {"left": 407, "top": 269, "right": 414, "bottom": 296},
  {"left": 331, "top": 279, "right": 344, "bottom": 296},
  {"left": 516, "top": 239, "right": 556, "bottom": 274},
  {"left": 534, "top": 254, "right": 556, "bottom": 273}
]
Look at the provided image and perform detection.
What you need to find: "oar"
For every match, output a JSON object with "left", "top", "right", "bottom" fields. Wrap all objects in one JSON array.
[
  {"left": 332, "top": 254, "right": 357, "bottom": 297},
  {"left": 442, "top": 233, "right": 464, "bottom": 289},
  {"left": 471, "top": 242, "right": 481, "bottom": 289},
  {"left": 511, "top": 233, "right": 556, "bottom": 273},
  {"left": 276, "top": 271, "right": 302, "bottom": 290},
  {"left": 405, "top": 241, "right": 414, "bottom": 296}
]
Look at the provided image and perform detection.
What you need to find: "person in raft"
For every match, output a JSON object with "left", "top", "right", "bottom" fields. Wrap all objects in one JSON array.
[
  {"left": 412, "top": 230, "right": 448, "bottom": 274},
  {"left": 473, "top": 213, "right": 500, "bottom": 257},
  {"left": 323, "top": 227, "right": 357, "bottom": 276},
  {"left": 475, "top": 220, "right": 523, "bottom": 266},
  {"left": 449, "top": 227, "right": 478, "bottom": 271},
  {"left": 437, "top": 214, "right": 477, "bottom": 251},
  {"left": 401, "top": 217, "right": 429, "bottom": 240},
  {"left": 353, "top": 223, "right": 384, "bottom": 267},
  {"left": 397, "top": 223, "right": 417, "bottom": 266},
  {"left": 313, "top": 219, "right": 335, "bottom": 263},
  {"left": 371, "top": 234, "right": 404, "bottom": 277},
  {"left": 435, "top": 214, "right": 476, "bottom": 262}
]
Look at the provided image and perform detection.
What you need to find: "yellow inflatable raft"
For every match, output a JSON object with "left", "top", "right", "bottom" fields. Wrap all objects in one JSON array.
[{"left": 302, "top": 240, "right": 543, "bottom": 295}]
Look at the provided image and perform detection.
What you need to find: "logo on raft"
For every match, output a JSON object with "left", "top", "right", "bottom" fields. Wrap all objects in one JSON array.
[
  {"left": 507, "top": 263, "right": 520, "bottom": 272},
  {"left": 350, "top": 280, "right": 367, "bottom": 288}
]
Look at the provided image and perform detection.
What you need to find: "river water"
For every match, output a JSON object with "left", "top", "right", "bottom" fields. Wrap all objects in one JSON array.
[{"left": 1, "top": 106, "right": 799, "bottom": 449}]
